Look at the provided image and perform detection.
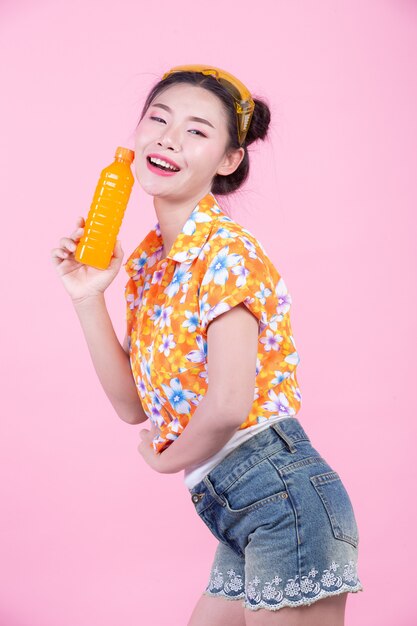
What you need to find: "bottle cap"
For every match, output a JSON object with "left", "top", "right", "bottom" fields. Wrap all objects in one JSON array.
[{"left": 115, "top": 146, "right": 135, "bottom": 164}]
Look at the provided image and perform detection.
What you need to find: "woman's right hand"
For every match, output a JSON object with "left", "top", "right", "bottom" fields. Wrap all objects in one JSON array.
[{"left": 51, "top": 216, "right": 125, "bottom": 304}]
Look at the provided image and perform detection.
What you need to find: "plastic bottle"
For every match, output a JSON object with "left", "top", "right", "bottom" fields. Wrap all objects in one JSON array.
[{"left": 75, "top": 146, "right": 135, "bottom": 270}]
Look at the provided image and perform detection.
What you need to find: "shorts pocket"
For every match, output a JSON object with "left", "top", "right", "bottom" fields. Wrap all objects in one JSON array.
[
  {"left": 219, "top": 458, "right": 288, "bottom": 515},
  {"left": 310, "top": 470, "right": 359, "bottom": 548}
]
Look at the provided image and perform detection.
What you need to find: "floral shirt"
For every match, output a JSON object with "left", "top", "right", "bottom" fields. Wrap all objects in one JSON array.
[{"left": 123, "top": 191, "right": 302, "bottom": 454}]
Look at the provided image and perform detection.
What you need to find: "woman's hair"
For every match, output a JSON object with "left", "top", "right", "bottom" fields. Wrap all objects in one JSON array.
[{"left": 136, "top": 71, "right": 271, "bottom": 196}]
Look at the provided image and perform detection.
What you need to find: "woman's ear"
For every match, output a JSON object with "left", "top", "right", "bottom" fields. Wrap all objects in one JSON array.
[{"left": 216, "top": 147, "right": 245, "bottom": 177}]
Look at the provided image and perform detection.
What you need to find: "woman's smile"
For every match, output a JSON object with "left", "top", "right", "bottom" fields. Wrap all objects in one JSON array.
[{"left": 146, "top": 156, "right": 181, "bottom": 177}]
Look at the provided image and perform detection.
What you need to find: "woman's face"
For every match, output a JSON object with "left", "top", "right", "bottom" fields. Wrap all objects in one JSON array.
[{"left": 134, "top": 83, "right": 243, "bottom": 202}]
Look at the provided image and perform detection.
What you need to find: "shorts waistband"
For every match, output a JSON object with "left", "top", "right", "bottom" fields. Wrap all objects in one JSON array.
[{"left": 189, "top": 417, "right": 311, "bottom": 501}]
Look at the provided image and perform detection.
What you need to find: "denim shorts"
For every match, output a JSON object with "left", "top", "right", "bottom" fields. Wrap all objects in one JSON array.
[{"left": 188, "top": 417, "right": 364, "bottom": 612}]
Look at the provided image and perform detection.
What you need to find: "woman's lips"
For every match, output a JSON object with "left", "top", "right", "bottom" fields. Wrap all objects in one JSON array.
[{"left": 146, "top": 158, "right": 181, "bottom": 177}]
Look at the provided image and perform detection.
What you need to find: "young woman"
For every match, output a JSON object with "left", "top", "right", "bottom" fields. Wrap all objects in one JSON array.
[{"left": 51, "top": 65, "right": 364, "bottom": 625}]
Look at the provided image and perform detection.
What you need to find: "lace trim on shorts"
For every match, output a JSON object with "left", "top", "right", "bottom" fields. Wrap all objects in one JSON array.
[{"left": 204, "top": 559, "right": 364, "bottom": 611}]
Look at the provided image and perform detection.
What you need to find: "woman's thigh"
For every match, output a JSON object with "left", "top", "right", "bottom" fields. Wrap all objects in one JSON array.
[
  {"left": 187, "top": 593, "right": 245, "bottom": 626},
  {"left": 187, "top": 588, "right": 348, "bottom": 626}
]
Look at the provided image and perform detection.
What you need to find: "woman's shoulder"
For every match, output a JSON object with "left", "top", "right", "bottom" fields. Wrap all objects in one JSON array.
[
  {"left": 198, "top": 214, "right": 292, "bottom": 333},
  {"left": 207, "top": 213, "right": 275, "bottom": 271}
]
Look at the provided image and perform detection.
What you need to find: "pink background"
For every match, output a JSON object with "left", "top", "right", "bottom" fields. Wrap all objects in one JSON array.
[{"left": 1, "top": 1, "right": 416, "bottom": 624}]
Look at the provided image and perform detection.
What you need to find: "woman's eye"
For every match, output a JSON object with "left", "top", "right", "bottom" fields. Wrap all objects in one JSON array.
[{"left": 150, "top": 116, "right": 205, "bottom": 137}]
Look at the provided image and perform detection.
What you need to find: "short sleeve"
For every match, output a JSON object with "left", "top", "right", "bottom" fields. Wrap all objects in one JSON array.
[{"left": 198, "top": 234, "right": 274, "bottom": 333}]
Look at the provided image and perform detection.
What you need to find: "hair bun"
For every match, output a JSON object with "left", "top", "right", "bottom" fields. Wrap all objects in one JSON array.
[{"left": 245, "top": 97, "right": 271, "bottom": 145}]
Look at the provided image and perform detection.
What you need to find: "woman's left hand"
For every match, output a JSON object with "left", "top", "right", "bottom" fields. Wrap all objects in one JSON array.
[{"left": 137, "top": 424, "right": 168, "bottom": 473}]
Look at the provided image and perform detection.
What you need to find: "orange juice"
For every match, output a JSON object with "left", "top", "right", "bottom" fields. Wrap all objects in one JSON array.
[{"left": 75, "top": 147, "right": 135, "bottom": 269}]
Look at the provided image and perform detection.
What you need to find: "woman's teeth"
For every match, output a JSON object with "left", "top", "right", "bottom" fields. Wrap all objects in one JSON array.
[{"left": 148, "top": 157, "right": 179, "bottom": 171}]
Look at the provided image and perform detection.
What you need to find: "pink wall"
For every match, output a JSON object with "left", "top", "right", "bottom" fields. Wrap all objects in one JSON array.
[{"left": 1, "top": 0, "right": 416, "bottom": 624}]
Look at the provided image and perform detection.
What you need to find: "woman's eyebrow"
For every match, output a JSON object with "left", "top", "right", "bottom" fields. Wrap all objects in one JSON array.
[{"left": 151, "top": 102, "right": 216, "bottom": 129}]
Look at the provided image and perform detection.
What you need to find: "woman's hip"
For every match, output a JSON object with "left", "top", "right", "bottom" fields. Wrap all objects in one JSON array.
[{"left": 189, "top": 417, "right": 360, "bottom": 558}]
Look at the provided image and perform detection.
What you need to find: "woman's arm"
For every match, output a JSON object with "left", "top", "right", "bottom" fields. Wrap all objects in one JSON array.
[
  {"left": 73, "top": 293, "right": 148, "bottom": 425},
  {"left": 139, "top": 302, "right": 259, "bottom": 473}
]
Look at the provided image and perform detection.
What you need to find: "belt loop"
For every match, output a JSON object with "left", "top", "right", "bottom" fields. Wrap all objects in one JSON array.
[{"left": 271, "top": 421, "right": 297, "bottom": 453}]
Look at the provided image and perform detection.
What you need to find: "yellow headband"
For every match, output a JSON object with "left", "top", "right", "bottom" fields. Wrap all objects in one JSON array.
[{"left": 162, "top": 64, "right": 255, "bottom": 146}]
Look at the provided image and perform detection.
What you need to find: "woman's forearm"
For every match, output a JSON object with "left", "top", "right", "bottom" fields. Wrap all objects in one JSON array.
[
  {"left": 72, "top": 293, "right": 148, "bottom": 425},
  {"left": 158, "top": 392, "right": 244, "bottom": 473}
]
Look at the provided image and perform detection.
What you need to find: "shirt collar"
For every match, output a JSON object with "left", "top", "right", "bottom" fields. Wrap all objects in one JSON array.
[{"left": 124, "top": 191, "right": 226, "bottom": 278}]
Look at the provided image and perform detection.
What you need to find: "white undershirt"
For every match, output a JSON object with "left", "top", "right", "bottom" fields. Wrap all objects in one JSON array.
[{"left": 183, "top": 415, "right": 294, "bottom": 490}]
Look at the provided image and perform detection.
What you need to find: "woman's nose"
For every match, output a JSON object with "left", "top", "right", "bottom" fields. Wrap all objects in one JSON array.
[{"left": 158, "top": 130, "right": 181, "bottom": 152}]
